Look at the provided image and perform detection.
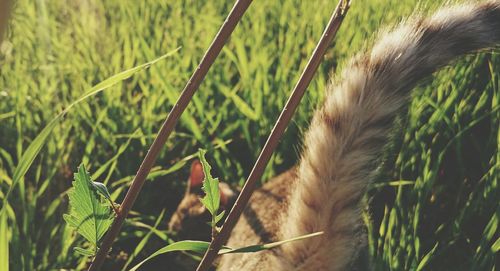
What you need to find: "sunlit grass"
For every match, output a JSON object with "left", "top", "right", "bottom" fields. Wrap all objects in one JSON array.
[{"left": 0, "top": 0, "right": 498, "bottom": 270}]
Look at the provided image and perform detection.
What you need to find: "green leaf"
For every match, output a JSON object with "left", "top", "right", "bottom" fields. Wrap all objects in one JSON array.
[
  {"left": 218, "top": 231, "right": 324, "bottom": 254},
  {"left": 0, "top": 49, "right": 179, "bottom": 213},
  {"left": 198, "top": 149, "right": 220, "bottom": 216},
  {"left": 214, "top": 210, "right": 225, "bottom": 224},
  {"left": 1, "top": 119, "right": 58, "bottom": 213},
  {"left": 63, "top": 165, "right": 114, "bottom": 249},
  {"left": 129, "top": 232, "right": 324, "bottom": 271},
  {"left": 90, "top": 182, "right": 112, "bottom": 203},
  {"left": 416, "top": 242, "right": 439, "bottom": 271},
  {"left": 492, "top": 237, "right": 500, "bottom": 252},
  {"left": 74, "top": 247, "right": 95, "bottom": 257},
  {"left": 122, "top": 210, "right": 167, "bottom": 270},
  {"left": 0, "top": 210, "right": 8, "bottom": 271},
  {"left": 219, "top": 85, "right": 258, "bottom": 120},
  {"left": 128, "top": 240, "right": 212, "bottom": 271},
  {"left": 146, "top": 160, "right": 187, "bottom": 181}
]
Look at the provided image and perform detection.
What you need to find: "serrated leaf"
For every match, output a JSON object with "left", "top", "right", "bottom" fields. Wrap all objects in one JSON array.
[
  {"left": 63, "top": 165, "right": 113, "bottom": 247},
  {"left": 198, "top": 149, "right": 220, "bottom": 216},
  {"left": 74, "top": 247, "right": 95, "bottom": 257}
]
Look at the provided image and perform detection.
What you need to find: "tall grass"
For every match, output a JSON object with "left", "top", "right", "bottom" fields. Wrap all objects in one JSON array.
[{"left": 0, "top": 0, "right": 498, "bottom": 270}]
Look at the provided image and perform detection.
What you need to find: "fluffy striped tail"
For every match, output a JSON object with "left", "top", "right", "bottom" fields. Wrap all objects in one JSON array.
[{"left": 281, "top": 1, "right": 500, "bottom": 270}]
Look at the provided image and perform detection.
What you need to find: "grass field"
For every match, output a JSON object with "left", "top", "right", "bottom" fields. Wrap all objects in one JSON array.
[{"left": 0, "top": 0, "right": 498, "bottom": 270}]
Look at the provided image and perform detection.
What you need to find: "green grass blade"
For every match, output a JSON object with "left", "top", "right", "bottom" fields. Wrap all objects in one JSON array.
[
  {"left": 1, "top": 119, "right": 58, "bottom": 211},
  {"left": 0, "top": 211, "right": 8, "bottom": 271},
  {"left": 128, "top": 240, "right": 211, "bottom": 271},
  {"left": 219, "top": 232, "right": 324, "bottom": 254},
  {"left": 129, "top": 232, "right": 323, "bottom": 270},
  {"left": 122, "top": 210, "right": 166, "bottom": 270},
  {"left": 62, "top": 48, "right": 180, "bottom": 115},
  {"left": 491, "top": 237, "right": 500, "bottom": 252},
  {"left": 0, "top": 50, "right": 179, "bottom": 213},
  {"left": 416, "top": 242, "right": 438, "bottom": 271}
]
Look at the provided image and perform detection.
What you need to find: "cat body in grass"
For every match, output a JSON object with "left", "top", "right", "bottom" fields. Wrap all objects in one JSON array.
[{"left": 169, "top": 1, "right": 500, "bottom": 270}]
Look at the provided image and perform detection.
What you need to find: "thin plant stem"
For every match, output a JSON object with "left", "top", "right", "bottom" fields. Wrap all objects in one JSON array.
[
  {"left": 87, "top": 0, "right": 253, "bottom": 270},
  {"left": 195, "top": 1, "right": 352, "bottom": 270}
]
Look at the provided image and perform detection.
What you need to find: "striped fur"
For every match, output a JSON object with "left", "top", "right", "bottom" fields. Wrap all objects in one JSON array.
[{"left": 218, "top": 1, "right": 500, "bottom": 270}]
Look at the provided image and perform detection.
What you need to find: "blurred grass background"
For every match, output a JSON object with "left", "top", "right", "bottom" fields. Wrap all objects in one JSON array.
[{"left": 0, "top": 0, "right": 498, "bottom": 270}]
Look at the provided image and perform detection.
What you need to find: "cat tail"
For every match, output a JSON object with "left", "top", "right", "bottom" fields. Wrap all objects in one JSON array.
[{"left": 281, "top": 1, "right": 500, "bottom": 270}]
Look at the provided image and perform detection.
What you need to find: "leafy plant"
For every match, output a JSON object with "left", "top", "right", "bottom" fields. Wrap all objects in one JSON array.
[
  {"left": 0, "top": 49, "right": 177, "bottom": 270},
  {"left": 198, "top": 149, "right": 225, "bottom": 239},
  {"left": 63, "top": 165, "right": 114, "bottom": 256},
  {"left": 128, "top": 151, "right": 323, "bottom": 270}
]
